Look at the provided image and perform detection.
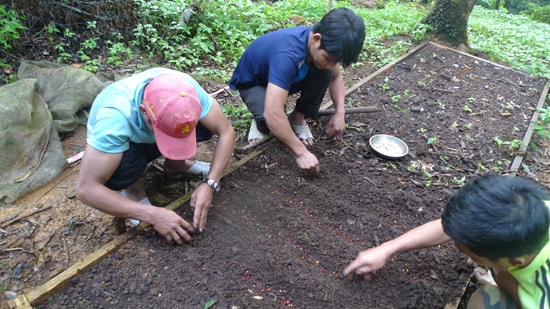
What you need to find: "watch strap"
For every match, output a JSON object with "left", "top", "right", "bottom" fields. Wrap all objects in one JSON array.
[{"left": 202, "top": 177, "right": 220, "bottom": 192}]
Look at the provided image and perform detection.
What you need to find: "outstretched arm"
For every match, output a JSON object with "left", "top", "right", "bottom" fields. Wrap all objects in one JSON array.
[
  {"left": 343, "top": 219, "right": 452, "bottom": 280},
  {"left": 190, "top": 99, "right": 236, "bottom": 232}
]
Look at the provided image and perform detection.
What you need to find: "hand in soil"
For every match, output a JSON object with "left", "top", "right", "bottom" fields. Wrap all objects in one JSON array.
[
  {"left": 148, "top": 207, "right": 195, "bottom": 245},
  {"left": 343, "top": 245, "right": 390, "bottom": 281},
  {"left": 190, "top": 183, "right": 215, "bottom": 232},
  {"left": 325, "top": 113, "right": 345, "bottom": 138},
  {"left": 296, "top": 150, "right": 320, "bottom": 175}
]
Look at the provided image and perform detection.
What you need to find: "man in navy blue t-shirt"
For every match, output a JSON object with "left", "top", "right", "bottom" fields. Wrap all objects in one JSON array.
[{"left": 230, "top": 8, "right": 365, "bottom": 175}]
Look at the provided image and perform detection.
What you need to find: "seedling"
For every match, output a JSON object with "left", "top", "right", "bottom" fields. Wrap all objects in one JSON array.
[
  {"left": 493, "top": 136, "right": 524, "bottom": 152},
  {"left": 427, "top": 137, "right": 438, "bottom": 145},
  {"left": 463, "top": 105, "right": 473, "bottom": 113},
  {"left": 391, "top": 94, "right": 402, "bottom": 103},
  {"left": 477, "top": 163, "right": 488, "bottom": 172},
  {"left": 464, "top": 122, "right": 473, "bottom": 129},
  {"left": 203, "top": 299, "right": 217, "bottom": 309},
  {"left": 452, "top": 176, "right": 466, "bottom": 186},
  {"left": 535, "top": 106, "right": 550, "bottom": 139},
  {"left": 500, "top": 101, "right": 520, "bottom": 111},
  {"left": 418, "top": 127, "right": 427, "bottom": 134},
  {"left": 381, "top": 77, "right": 390, "bottom": 91}
]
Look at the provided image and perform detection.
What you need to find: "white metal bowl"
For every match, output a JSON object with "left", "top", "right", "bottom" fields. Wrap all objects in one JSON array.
[{"left": 369, "top": 134, "right": 409, "bottom": 160}]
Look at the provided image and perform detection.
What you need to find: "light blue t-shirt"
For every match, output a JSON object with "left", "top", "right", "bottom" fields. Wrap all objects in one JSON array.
[{"left": 87, "top": 68, "right": 212, "bottom": 154}]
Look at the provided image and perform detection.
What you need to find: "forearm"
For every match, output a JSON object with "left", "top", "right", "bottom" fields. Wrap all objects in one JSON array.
[
  {"left": 207, "top": 126, "right": 236, "bottom": 182},
  {"left": 378, "top": 219, "right": 452, "bottom": 256},
  {"left": 329, "top": 73, "right": 346, "bottom": 116},
  {"left": 264, "top": 82, "right": 310, "bottom": 156},
  {"left": 266, "top": 110, "right": 309, "bottom": 156},
  {"left": 77, "top": 183, "right": 153, "bottom": 221}
]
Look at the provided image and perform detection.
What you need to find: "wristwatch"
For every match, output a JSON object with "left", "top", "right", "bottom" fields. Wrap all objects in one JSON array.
[{"left": 202, "top": 177, "right": 221, "bottom": 192}]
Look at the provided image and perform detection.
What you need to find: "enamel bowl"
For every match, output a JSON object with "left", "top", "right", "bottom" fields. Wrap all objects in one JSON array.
[{"left": 369, "top": 134, "right": 409, "bottom": 160}]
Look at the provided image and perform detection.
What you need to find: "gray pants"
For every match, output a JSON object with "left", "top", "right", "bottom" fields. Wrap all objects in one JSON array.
[
  {"left": 238, "top": 67, "right": 332, "bottom": 134},
  {"left": 467, "top": 281, "right": 518, "bottom": 309}
]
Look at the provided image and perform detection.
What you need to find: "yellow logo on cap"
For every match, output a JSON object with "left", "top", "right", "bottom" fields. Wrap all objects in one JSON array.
[
  {"left": 181, "top": 124, "right": 191, "bottom": 134},
  {"left": 180, "top": 91, "right": 186, "bottom": 97},
  {"left": 173, "top": 121, "right": 195, "bottom": 136}
]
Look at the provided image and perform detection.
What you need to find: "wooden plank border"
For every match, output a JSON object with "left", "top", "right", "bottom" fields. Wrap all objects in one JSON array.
[{"left": 510, "top": 83, "right": 550, "bottom": 174}]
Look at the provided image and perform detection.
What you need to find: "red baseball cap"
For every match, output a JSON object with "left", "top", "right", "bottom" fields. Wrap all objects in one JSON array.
[{"left": 142, "top": 74, "right": 202, "bottom": 160}]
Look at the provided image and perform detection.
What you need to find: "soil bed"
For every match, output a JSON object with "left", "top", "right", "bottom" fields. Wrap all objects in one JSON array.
[
  {"left": 2, "top": 42, "right": 547, "bottom": 308},
  {"left": 32, "top": 43, "right": 547, "bottom": 308}
]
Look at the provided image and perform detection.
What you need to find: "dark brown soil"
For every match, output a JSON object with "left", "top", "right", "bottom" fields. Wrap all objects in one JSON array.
[
  {"left": 0, "top": 42, "right": 546, "bottom": 308},
  {"left": 27, "top": 43, "right": 547, "bottom": 309}
]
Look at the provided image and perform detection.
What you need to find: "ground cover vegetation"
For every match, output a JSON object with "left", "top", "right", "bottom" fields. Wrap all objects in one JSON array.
[
  {"left": 0, "top": 0, "right": 549, "bottom": 299},
  {"left": 4, "top": 0, "right": 546, "bottom": 137}
]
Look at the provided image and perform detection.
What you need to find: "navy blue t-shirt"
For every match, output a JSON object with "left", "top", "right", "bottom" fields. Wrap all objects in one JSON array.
[{"left": 229, "top": 26, "right": 312, "bottom": 91}]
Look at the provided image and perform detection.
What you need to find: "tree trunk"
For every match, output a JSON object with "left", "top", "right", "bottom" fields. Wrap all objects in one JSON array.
[{"left": 422, "top": 0, "right": 476, "bottom": 46}]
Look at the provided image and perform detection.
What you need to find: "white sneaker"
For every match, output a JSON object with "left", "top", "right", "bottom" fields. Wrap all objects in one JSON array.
[{"left": 120, "top": 191, "right": 151, "bottom": 225}]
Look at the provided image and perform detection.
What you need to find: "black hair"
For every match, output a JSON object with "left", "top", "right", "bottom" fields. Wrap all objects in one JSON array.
[
  {"left": 442, "top": 175, "right": 550, "bottom": 261},
  {"left": 312, "top": 7, "right": 366, "bottom": 67}
]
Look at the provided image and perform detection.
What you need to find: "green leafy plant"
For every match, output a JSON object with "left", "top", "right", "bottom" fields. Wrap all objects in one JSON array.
[
  {"left": 463, "top": 105, "right": 473, "bottom": 113},
  {"left": 535, "top": 105, "right": 550, "bottom": 139},
  {"left": 427, "top": 137, "right": 438, "bottom": 145},
  {"left": 391, "top": 94, "right": 402, "bottom": 103},
  {"left": 222, "top": 102, "right": 253, "bottom": 136},
  {"left": 477, "top": 162, "right": 488, "bottom": 172},
  {"left": 451, "top": 176, "right": 466, "bottom": 186},
  {"left": 493, "top": 136, "right": 524, "bottom": 152},
  {"left": 422, "top": 169, "right": 432, "bottom": 187},
  {"left": 469, "top": 6, "right": 550, "bottom": 79},
  {"left": 381, "top": 77, "right": 390, "bottom": 90},
  {"left": 0, "top": 5, "right": 27, "bottom": 50},
  {"left": 203, "top": 299, "right": 217, "bottom": 309}
]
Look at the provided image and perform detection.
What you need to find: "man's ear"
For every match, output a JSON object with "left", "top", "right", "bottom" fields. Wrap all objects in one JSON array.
[
  {"left": 509, "top": 257, "right": 527, "bottom": 267},
  {"left": 312, "top": 33, "right": 322, "bottom": 45}
]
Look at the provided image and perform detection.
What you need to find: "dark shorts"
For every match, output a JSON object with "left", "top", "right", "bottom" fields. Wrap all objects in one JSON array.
[
  {"left": 104, "top": 123, "right": 213, "bottom": 191},
  {"left": 238, "top": 67, "right": 332, "bottom": 134}
]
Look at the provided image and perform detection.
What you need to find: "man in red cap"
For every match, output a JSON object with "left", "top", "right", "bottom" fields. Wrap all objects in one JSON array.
[{"left": 77, "top": 68, "right": 235, "bottom": 245}]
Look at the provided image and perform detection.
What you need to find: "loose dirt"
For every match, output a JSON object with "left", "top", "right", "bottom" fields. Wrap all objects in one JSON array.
[{"left": 2, "top": 42, "right": 549, "bottom": 309}]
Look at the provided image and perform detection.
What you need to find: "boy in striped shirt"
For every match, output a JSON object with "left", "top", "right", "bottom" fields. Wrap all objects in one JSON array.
[{"left": 344, "top": 175, "right": 550, "bottom": 308}]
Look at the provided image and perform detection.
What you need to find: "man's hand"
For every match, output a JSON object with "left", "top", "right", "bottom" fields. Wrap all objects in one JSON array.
[
  {"left": 295, "top": 150, "right": 320, "bottom": 175},
  {"left": 343, "top": 246, "right": 392, "bottom": 281},
  {"left": 190, "top": 183, "right": 215, "bottom": 232},
  {"left": 147, "top": 207, "right": 195, "bottom": 245},
  {"left": 325, "top": 113, "right": 345, "bottom": 138}
]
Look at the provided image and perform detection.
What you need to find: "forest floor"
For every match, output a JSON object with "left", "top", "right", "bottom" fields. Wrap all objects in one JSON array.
[{"left": 1, "top": 42, "right": 549, "bottom": 309}]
